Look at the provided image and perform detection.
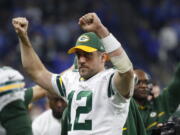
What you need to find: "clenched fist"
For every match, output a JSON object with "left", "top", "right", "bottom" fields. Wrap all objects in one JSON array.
[
  {"left": 79, "top": 13, "right": 102, "bottom": 32},
  {"left": 79, "top": 13, "right": 109, "bottom": 38},
  {"left": 12, "top": 17, "right": 29, "bottom": 38}
]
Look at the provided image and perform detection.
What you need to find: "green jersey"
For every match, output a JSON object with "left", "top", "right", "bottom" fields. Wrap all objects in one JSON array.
[
  {"left": 123, "top": 98, "right": 147, "bottom": 135},
  {"left": 0, "top": 87, "right": 33, "bottom": 135},
  {"left": 138, "top": 63, "right": 180, "bottom": 135}
]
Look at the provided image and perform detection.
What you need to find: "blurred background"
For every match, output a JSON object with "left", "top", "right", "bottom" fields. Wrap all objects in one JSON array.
[{"left": 0, "top": 0, "right": 179, "bottom": 121}]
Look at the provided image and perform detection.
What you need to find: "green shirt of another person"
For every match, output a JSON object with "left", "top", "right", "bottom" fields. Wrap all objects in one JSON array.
[{"left": 133, "top": 63, "right": 180, "bottom": 135}]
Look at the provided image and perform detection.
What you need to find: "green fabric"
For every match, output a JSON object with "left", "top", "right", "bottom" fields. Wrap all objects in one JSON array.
[
  {"left": 61, "top": 108, "right": 68, "bottom": 135},
  {"left": 123, "top": 98, "right": 147, "bottom": 135},
  {"left": 24, "top": 87, "right": 33, "bottom": 108},
  {"left": 75, "top": 32, "right": 105, "bottom": 51},
  {"left": 138, "top": 63, "right": 180, "bottom": 135},
  {"left": 0, "top": 100, "right": 32, "bottom": 135},
  {"left": 0, "top": 87, "right": 33, "bottom": 135},
  {"left": 68, "top": 32, "right": 105, "bottom": 54}
]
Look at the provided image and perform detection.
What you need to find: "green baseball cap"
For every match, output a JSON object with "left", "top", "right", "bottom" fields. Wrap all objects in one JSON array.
[{"left": 68, "top": 32, "right": 105, "bottom": 54}]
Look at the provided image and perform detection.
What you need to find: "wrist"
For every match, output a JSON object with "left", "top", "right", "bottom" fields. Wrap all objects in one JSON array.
[
  {"left": 95, "top": 25, "right": 109, "bottom": 38},
  {"left": 18, "top": 32, "right": 28, "bottom": 40},
  {"left": 101, "top": 33, "right": 121, "bottom": 53},
  {"left": 18, "top": 33, "right": 30, "bottom": 46}
]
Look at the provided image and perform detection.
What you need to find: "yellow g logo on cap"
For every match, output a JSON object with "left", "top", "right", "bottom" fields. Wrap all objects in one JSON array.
[{"left": 78, "top": 35, "right": 90, "bottom": 43}]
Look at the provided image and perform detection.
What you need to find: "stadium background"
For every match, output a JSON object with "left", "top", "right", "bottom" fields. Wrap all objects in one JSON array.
[{"left": 0, "top": 0, "right": 179, "bottom": 120}]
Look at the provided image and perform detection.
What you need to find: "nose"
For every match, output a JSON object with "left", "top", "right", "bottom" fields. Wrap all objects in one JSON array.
[
  {"left": 56, "top": 101, "right": 63, "bottom": 108},
  {"left": 142, "top": 82, "right": 147, "bottom": 87},
  {"left": 139, "top": 81, "right": 147, "bottom": 88},
  {"left": 78, "top": 55, "right": 86, "bottom": 64},
  {"left": 56, "top": 100, "right": 67, "bottom": 108}
]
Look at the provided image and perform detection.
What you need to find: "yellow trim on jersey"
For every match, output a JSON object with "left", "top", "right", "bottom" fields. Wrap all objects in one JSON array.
[
  {"left": 123, "top": 127, "right": 127, "bottom": 131},
  {"left": 56, "top": 76, "right": 66, "bottom": 97},
  {"left": 80, "top": 77, "right": 85, "bottom": 81},
  {"left": 158, "top": 112, "right": 165, "bottom": 117},
  {"left": 139, "top": 105, "right": 146, "bottom": 110},
  {"left": 59, "top": 77, "right": 63, "bottom": 86},
  {"left": 0, "top": 83, "right": 25, "bottom": 92},
  {"left": 146, "top": 122, "right": 157, "bottom": 129}
]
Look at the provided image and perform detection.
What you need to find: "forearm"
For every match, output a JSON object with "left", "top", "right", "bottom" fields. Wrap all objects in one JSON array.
[
  {"left": 99, "top": 28, "right": 134, "bottom": 97},
  {"left": 94, "top": 25, "right": 109, "bottom": 38},
  {"left": 19, "top": 35, "right": 46, "bottom": 81},
  {"left": 32, "top": 85, "right": 48, "bottom": 102},
  {"left": 175, "top": 63, "right": 180, "bottom": 79},
  {"left": 167, "top": 63, "right": 180, "bottom": 97},
  {"left": 161, "top": 63, "right": 180, "bottom": 112}
]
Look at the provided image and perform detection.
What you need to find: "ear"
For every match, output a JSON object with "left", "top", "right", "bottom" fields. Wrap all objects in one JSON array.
[{"left": 101, "top": 53, "right": 109, "bottom": 62}]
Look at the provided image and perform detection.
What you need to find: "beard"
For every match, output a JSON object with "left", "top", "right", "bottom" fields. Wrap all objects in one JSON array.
[
  {"left": 133, "top": 89, "right": 148, "bottom": 102},
  {"left": 52, "top": 110, "right": 62, "bottom": 119},
  {"left": 133, "top": 95, "right": 147, "bottom": 103}
]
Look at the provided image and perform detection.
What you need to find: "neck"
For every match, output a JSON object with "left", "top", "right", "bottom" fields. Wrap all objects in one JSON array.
[
  {"left": 134, "top": 97, "right": 147, "bottom": 106},
  {"left": 52, "top": 110, "right": 62, "bottom": 120},
  {"left": 83, "top": 67, "right": 105, "bottom": 80}
]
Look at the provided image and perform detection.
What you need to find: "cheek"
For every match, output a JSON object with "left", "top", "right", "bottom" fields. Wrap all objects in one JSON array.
[
  {"left": 134, "top": 89, "right": 139, "bottom": 94},
  {"left": 62, "top": 102, "right": 67, "bottom": 107},
  {"left": 94, "top": 58, "right": 102, "bottom": 65},
  {"left": 134, "top": 85, "right": 139, "bottom": 90}
]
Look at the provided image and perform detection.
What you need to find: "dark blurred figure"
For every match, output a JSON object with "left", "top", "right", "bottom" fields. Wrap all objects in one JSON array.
[
  {"left": 32, "top": 94, "right": 67, "bottom": 135},
  {"left": 147, "top": 82, "right": 161, "bottom": 101}
]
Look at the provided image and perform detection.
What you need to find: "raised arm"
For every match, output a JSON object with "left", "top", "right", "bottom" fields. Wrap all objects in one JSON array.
[
  {"left": 160, "top": 63, "right": 180, "bottom": 111},
  {"left": 12, "top": 17, "right": 54, "bottom": 93},
  {"left": 79, "top": 13, "right": 134, "bottom": 98}
]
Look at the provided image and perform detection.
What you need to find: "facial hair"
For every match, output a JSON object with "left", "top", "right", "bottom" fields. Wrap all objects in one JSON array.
[{"left": 52, "top": 110, "right": 62, "bottom": 119}]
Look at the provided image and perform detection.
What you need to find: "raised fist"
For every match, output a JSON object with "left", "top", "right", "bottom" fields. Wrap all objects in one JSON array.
[
  {"left": 12, "top": 17, "right": 29, "bottom": 37},
  {"left": 79, "top": 13, "right": 103, "bottom": 33}
]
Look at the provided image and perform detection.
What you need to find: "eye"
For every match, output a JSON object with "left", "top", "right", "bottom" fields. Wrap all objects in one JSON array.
[
  {"left": 84, "top": 53, "right": 92, "bottom": 58},
  {"left": 137, "top": 80, "right": 149, "bottom": 85},
  {"left": 76, "top": 53, "right": 80, "bottom": 58}
]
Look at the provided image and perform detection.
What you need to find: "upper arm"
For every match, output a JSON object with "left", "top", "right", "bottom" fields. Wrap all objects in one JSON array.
[
  {"left": 113, "top": 69, "right": 134, "bottom": 98},
  {"left": 32, "top": 69, "right": 55, "bottom": 94},
  {"left": 32, "top": 63, "right": 76, "bottom": 97},
  {"left": 159, "top": 64, "right": 180, "bottom": 112}
]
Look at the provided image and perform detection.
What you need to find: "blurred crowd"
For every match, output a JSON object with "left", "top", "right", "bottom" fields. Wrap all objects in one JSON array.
[{"left": 0, "top": 0, "right": 179, "bottom": 119}]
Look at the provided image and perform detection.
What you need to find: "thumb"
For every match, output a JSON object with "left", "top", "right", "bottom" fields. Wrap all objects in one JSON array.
[{"left": 16, "top": 25, "right": 26, "bottom": 36}]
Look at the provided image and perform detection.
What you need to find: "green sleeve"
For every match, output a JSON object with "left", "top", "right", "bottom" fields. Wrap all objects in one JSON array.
[
  {"left": 61, "top": 108, "right": 68, "bottom": 135},
  {"left": 157, "top": 63, "right": 180, "bottom": 116},
  {"left": 132, "top": 99, "right": 147, "bottom": 135},
  {"left": 24, "top": 87, "right": 33, "bottom": 108},
  {"left": 123, "top": 98, "right": 147, "bottom": 135}
]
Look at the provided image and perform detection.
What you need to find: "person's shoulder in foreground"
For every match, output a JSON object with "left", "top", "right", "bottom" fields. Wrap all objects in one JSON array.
[{"left": 0, "top": 66, "right": 33, "bottom": 135}]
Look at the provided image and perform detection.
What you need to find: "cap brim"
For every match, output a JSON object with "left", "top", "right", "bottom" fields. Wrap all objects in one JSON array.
[{"left": 68, "top": 45, "right": 97, "bottom": 54}]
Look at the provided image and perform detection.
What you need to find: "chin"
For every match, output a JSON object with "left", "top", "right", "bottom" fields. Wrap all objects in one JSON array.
[
  {"left": 53, "top": 111, "right": 62, "bottom": 119},
  {"left": 81, "top": 75, "right": 89, "bottom": 80},
  {"left": 139, "top": 94, "right": 147, "bottom": 98},
  {"left": 80, "top": 71, "right": 88, "bottom": 78}
]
